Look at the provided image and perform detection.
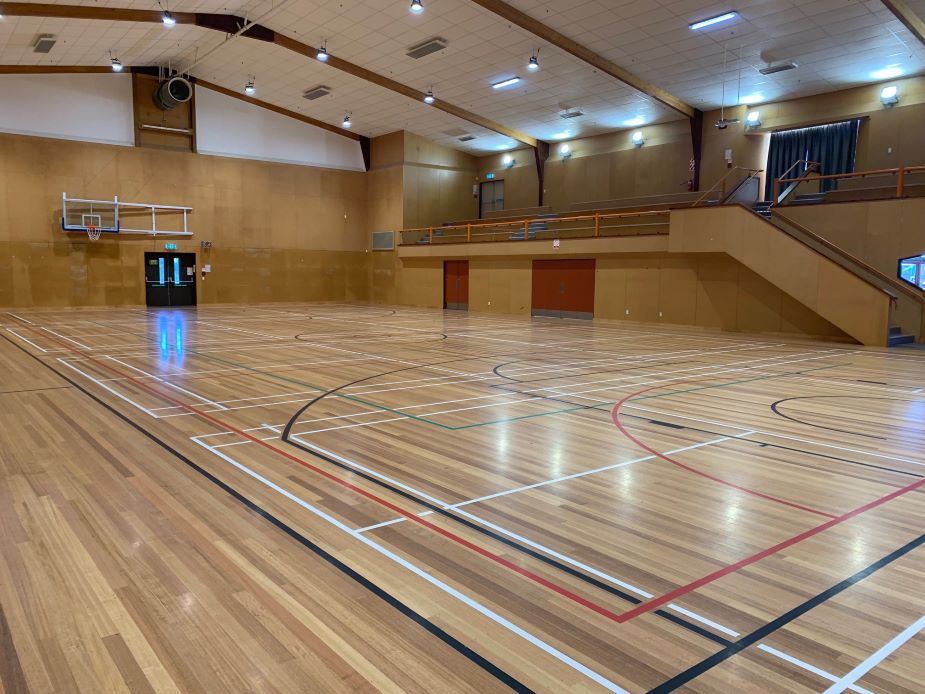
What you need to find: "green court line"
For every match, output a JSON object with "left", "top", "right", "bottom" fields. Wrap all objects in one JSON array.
[{"left": 448, "top": 363, "right": 845, "bottom": 430}]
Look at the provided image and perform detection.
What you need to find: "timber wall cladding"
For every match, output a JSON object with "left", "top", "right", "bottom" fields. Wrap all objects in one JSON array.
[{"left": 0, "top": 132, "right": 369, "bottom": 307}]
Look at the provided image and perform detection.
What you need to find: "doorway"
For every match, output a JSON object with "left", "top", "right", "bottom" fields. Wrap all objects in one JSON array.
[
  {"left": 144, "top": 252, "right": 197, "bottom": 307},
  {"left": 531, "top": 259, "right": 595, "bottom": 319},
  {"left": 444, "top": 260, "right": 469, "bottom": 310},
  {"left": 479, "top": 180, "right": 504, "bottom": 218}
]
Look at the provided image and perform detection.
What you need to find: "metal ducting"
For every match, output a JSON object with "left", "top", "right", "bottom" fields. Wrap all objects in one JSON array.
[{"left": 153, "top": 77, "right": 193, "bottom": 110}]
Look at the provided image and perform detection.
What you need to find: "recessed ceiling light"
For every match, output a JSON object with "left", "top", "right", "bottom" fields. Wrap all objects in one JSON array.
[
  {"left": 689, "top": 11, "right": 737, "bottom": 30},
  {"left": 317, "top": 41, "right": 329, "bottom": 62},
  {"left": 410, "top": 0, "right": 424, "bottom": 13},
  {"left": 492, "top": 77, "right": 521, "bottom": 89},
  {"left": 871, "top": 65, "right": 902, "bottom": 80},
  {"left": 739, "top": 93, "right": 763, "bottom": 105}
]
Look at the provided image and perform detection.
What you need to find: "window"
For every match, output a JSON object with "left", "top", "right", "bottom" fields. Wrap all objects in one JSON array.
[{"left": 898, "top": 254, "right": 925, "bottom": 291}]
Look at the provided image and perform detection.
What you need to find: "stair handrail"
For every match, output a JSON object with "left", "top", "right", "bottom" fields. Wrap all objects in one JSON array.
[
  {"left": 771, "top": 160, "right": 820, "bottom": 206},
  {"left": 771, "top": 209, "right": 924, "bottom": 306},
  {"left": 691, "top": 166, "right": 762, "bottom": 207}
]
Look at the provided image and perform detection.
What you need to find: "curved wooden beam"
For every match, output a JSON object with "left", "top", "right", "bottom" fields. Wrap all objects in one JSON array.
[
  {"left": 0, "top": 2, "right": 536, "bottom": 147},
  {"left": 466, "top": 0, "right": 695, "bottom": 118}
]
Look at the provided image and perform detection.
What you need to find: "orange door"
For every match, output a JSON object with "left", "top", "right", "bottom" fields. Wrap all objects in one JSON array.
[
  {"left": 444, "top": 261, "right": 469, "bottom": 310},
  {"left": 532, "top": 259, "right": 595, "bottom": 318}
]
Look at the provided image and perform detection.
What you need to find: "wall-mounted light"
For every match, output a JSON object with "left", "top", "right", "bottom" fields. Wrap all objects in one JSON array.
[
  {"left": 559, "top": 143, "right": 572, "bottom": 159},
  {"left": 527, "top": 51, "right": 540, "bottom": 72},
  {"left": 880, "top": 85, "right": 900, "bottom": 107},
  {"left": 631, "top": 130, "right": 645, "bottom": 147},
  {"left": 745, "top": 110, "right": 761, "bottom": 129},
  {"left": 502, "top": 154, "right": 515, "bottom": 168},
  {"left": 410, "top": 0, "right": 424, "bottom": 13},
  {"left": 244, "top": 78, "right": 255, "bottom": 96},
  {"left": 162, "top": 10, "right": 176, "bottom": 26},
  {"left": 342, "top": 112, "right": 352, "bottom": 128},
  {"left": 316, "top": 40, "right": 329, "bottom": 62}
]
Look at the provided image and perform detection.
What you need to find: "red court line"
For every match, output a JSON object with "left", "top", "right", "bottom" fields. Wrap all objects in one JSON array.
[
  {"left": 611, "top": 382, "right": 836, "bottom": 519},
  {"left": 611, "top": 380, "right": 925, "bottom": 622},
  {"left": 28, "top": 325, "right": 630, "bottom": 626}
]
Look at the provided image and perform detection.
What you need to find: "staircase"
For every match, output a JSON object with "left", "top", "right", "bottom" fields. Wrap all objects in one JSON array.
[{"left": 752, "top": 201, "right": 772, "bottom": 219}]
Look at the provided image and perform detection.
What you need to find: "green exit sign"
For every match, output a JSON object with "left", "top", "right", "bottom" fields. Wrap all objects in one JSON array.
[{"left": 164, "top": 243, "right": 177, "bottom": 250}]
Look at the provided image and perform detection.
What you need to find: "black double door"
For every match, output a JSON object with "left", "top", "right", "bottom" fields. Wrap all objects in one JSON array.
[{"left": 145, "top": 252, "right": 197, "bottom": 307}]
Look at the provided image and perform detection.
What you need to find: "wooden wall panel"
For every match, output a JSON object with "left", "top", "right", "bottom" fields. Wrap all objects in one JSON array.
[{"left": 468, "top": 258, "right": 532, "bottom": 315}]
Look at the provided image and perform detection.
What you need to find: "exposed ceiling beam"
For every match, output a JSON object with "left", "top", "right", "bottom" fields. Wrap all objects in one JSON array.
[
  {"left": 194, "top": 78, "right": 361, "bottom": 142},
  {"left": 0, "top": 2, "right": 537, "bottom": 147},
  {"left": 880, "top": 0, "right": 925, "bottom": 46},
  {"left": 465, "top": 0, "right": 695, "bottom": 118},
  {"left": 0, "top": 64, "right": 113, "bottom": 74}
]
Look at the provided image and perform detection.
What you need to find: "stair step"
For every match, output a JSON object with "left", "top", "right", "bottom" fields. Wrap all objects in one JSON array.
[
  {"left": 888, "top": 333, "right": 915, "bottom": 346},
  {"left": 889, "top": 325, "right": 903, "bottom": 335}
]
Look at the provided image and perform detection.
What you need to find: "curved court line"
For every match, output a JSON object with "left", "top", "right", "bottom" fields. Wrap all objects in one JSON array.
[
  {"left": 611, "top": 381, "right": 838, "bottom": 519},
  {"left": 770, "top": 395, "right": 925, "bottom": 441}
]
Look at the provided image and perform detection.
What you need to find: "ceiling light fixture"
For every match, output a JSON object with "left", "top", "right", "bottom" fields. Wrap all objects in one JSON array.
[
  {"left": 631, "top": 130, "right": 645, "bottom": 147},
  {"left": 880, "top": 85, "right": 900, "bottom": 107},
  {"left": 317, "top": 40, "right": 329, "bottom": 62},
  {"left": 109, "top": 50, "right": 123, "bottom": 72},
  {"left": 410, "top": 0, "right": 424, "bottom": 13},
  {"left": 244, "top": 78, "right": 255, "bottom": 96},
  {"left": 689, "top": 11, "right": 737, "bottom": 30},
  {"left": 492, "top": 77, "right": 521, "bottom": 89},
  {"left": 342, "top": 112, "right": 352, "bottom": 128},
  {"left": 423, "top": 87, "right": 435, "bottom": 104},
  {"left": 162, "top": 10, "right": 176, "bottom": 27},
  {"left": 527, "top": 52, "right": 539, "bottom": 72}
]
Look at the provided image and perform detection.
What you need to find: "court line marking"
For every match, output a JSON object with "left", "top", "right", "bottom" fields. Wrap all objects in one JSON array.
[
  {"left": 822, "top": 614, "right": 925, "bottom": 693},
  {"left": 6, "top": 328, "right": 47, "bottom": 353},
  {"left": 6, "top": 313, "right": 34, "bottom": 324},
  {"left": 105, "top": 357, "right": 229, "bottom": 411},
  {"left": 756, "top": 646, "right": 873, "bottom": 694},
  {"left": 57, "top": 359, "right": 160, "bottom": 418},
  {"left": 191, "top": 437, "right": 630, "bottom": 694},
  {"left": 274, "top": 429, "right": 872, "bottom": 692}
]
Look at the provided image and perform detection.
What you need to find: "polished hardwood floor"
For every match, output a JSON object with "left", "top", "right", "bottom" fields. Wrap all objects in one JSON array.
[{"left": 1, "top": 304, "right": 924, "bottom": 693}]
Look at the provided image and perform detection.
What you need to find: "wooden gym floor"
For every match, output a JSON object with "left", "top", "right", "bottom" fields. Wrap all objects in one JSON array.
[{"left": 1, "top": 304, "right": 924, "bottom": 693}]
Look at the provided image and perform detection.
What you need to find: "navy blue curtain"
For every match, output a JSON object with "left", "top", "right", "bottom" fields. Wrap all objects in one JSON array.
[{"left": 764, "top": 119, "right": 860, "bottom": 199}]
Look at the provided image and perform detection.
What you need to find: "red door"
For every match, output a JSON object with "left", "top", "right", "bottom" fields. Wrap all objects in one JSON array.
[
  {"left": 444, "top": 261, "right": 469, "bottom": 310},
  {"left": 531, "top": 259, "right": 595, "bottom": 319}
]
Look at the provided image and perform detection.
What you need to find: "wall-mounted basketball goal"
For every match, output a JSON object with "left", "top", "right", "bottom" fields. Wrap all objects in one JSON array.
[{"left": 62, "top": 192, "right": 193, "bottom": 241}]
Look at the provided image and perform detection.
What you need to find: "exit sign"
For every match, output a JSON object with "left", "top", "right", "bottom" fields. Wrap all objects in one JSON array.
[
  {"left": 486, "top": 172, "right": 495, "bottom": 180},
  {"left": 164, "top": 243, "right": 177, "bottom": 250}
]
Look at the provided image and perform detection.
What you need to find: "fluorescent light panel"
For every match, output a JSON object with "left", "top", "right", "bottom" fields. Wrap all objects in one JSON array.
[
  {"left": 492, "top": 77, "right": 521, "bottom": 89},
  {"left": 689, "top": 11, "right": 737, "bottom": 30}
]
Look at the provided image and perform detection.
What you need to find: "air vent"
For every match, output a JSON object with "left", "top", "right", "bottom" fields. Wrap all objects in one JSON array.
[
  {"left": 33, "top": 34, "right": 57, "bottom": 54},
  {"left": 560, "top": 109, "right": 584, "bottom": 120},
  {"left": 406, "top": 37, "right": 447, "bottom": 60},
  {"left": 759, "top": 61, "right": 798, "bottom": 75},
  {"left": 458, "top": 135, "right": 476, "bottom": 142},
  {"left": 302, "top": 85, "right": 332, "bottom": 100}
]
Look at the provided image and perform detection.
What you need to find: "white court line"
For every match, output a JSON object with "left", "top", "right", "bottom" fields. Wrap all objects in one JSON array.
[
  {"left": 254, "top": 428, "right": 872, "bottom": 690},
  {"left": 822, "top": 615, "right": 925, "bottom": 693},
  {"left": 756, "top": 645, "right": 874, "bottom": 694},
  {"left": 6, "top": 328, "right": 47, "bottom": 353},
  {"left": 105, "top": 357, "right": 229, "bottom": 411},
  {"left": 41, "top": 327, "right": 92, "bottom": 350},
  {"left": 57, "top": 359, "right": 160, "bottom": 418},
  {"left": 6, "top": 313, "right": 34, "bottom": 325},
  {"left": 191, "top": 437, "right": 630, "bottom": 693}
]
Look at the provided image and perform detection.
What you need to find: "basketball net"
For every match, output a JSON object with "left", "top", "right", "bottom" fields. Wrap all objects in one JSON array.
[{"left": 86, "top": 225, "right": 102, "bottom": 241}]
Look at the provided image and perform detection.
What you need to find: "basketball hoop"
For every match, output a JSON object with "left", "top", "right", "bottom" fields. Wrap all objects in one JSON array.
[{"left": 85, "top": 225, "right": 102, "bottom": 242}]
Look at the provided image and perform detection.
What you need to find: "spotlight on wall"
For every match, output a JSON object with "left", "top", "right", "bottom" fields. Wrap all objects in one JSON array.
[
  {"left": 410, "top": 0, "right": 424, "bottom": 13},
  {"left": 162, "top": 10, "right": 176, "bottom": 27},
  {"left": 631, "top": 130, "right": 645, "bottom": 147},
  {"left": 502, "top": 154, "right": 515, "bottom": 168},
  {"left": 109, "top": 51, "right": 123, "bottom": 72},
  {"left": 745, "top": 110, "right": 761, "bottom": 129},
  {"left": 244, "top": 78, "right": 255, "bottom": 96},
  {"left": 423, "top": 88, "right": 435, "bottom": 104},
  {"left": 880, "top": 85, "right": 900, "bottom": 107},
  {"left": 527, "top": 51, "right": 540, "bottom": 72},
  {"left": 316, "top": 40, "right": 329, "bottom": 62},
  {"left": 342, "top": 112, "right": 352, "bottom": 128},
  {"left": 559, "top": 143, "right": 572, "bottom": 159}
]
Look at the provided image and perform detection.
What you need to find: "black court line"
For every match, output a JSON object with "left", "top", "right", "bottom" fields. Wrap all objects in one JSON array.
[
  {"left": 648, "top": 531, "right": 925, "bottom": 692},
  {"left": 0, "top": 332, "right": 532, "bottom": 693},
  {"left": 282, "top": 358, "right": 736, "bottom": 647}
]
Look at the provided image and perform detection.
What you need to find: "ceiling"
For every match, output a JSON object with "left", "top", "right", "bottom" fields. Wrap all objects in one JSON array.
[{"left": 1, "top": 0, "right": 924, "bottom": 153}]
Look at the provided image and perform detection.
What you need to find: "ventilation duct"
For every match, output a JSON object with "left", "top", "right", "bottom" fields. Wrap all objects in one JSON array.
[
  {"left": 759, "top": 61, "right": 798, "bottom": 75},
  {"left": 406, "top": 37, "right": 447, "bottom": 59},
  {"left": 153, "top": 77, "right": 193, "bottom": 110},
  {"left": 32, "top": 34, "right": 57, "bottom": 53},
  {"left": 302, "top": 85, "right": 332, "bottom": 100}
]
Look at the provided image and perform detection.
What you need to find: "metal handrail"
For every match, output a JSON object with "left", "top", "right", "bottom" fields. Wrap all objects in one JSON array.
[{"left": 692, "top": 166, "right": 763, "bottom": 207}]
